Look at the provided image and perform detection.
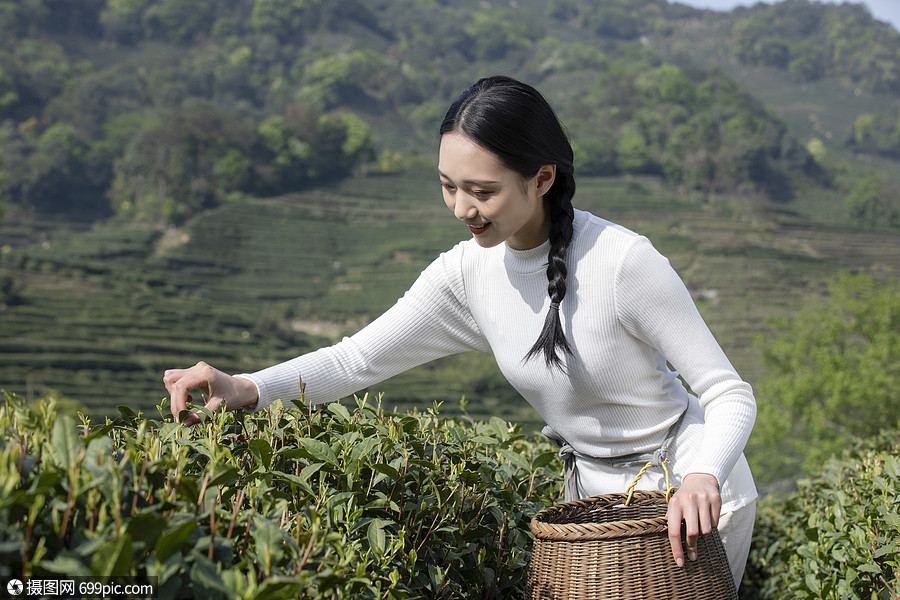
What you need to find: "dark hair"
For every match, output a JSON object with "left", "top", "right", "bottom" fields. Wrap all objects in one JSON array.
[{"left": 440, "top": 75, "right": 576, "bottom": 370}]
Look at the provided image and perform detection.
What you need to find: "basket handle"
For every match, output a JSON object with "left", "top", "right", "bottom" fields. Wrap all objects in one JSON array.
[{"left": 624, "top": 458, "right": 677, "bottom": 505}]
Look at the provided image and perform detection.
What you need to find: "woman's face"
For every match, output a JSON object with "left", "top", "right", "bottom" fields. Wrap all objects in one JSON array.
[{"left": 438, "top": 132, "right": 556, "bottom": 251}]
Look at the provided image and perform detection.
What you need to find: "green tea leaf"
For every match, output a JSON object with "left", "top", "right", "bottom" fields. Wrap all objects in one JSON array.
[
  {"left": 497, "top": 448, "right": 530, "bottom": 472},
  {"left": 155, "top": 520, "right": 197, "bottom": 563},
  {"left": 857, "top": 562, "right": 882, "bottom": 574},
  {"left": 248, "top": 438, "right": 273, "bottom": 469},
  {"left": 51, "top": 415, "right": 79, "bottom": 467},
  {"left": 367, "top": 519, "right": 386, "bottom": 557},
  {"left": 297, "top": 438, "right": 339, "bottom": 467},
  {"left": 804, "top": 573, "right": 820, "bottom": 593},
  {"left": 489, "top": 417, "right": 508, "bottom": 440},
  {"left": 883, "top": 512, "right": 900, "bottom": 531},
  {"left": 299, "top": 462, "right": 325, "bottom": 481},
  {"left": 190, "top": 552, "right": 229, "bottom": 598},
  {"left": 251, "top": 577, "right": 303, "bottom": 600},
  {"left": 33, "top": 555, "right": 91, "bottom": 577},
  {"left": 532, "top": 450, "right": 559, "bottom": 469},
  {"left": 328, "top": 402, "right": 352, "bottom": 423},
  {"left": 470, "top": 436, "right": 499, "bottom": 445},
  {"left": 116, "top": 405, "right": 138, "bottom": 421},
  {"left": 208, "top": 464, "right": 240, "bottom": 487},
  {"left": 251, "top": 515, "right": 285, "bottom": 576},
  {"left": 371, "top": 463, "right": 400, "bottom": 481},
  {"left": 91, "top": 533, "right": 133, "bottom": 577},
  {"left": 124, "top": 513, "right": 168, "bottom": 553}
]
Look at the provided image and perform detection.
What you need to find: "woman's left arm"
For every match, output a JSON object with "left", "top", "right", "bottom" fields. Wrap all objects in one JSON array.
[{"left": 615, "top": 236, "right": 757, "bottom": 565}]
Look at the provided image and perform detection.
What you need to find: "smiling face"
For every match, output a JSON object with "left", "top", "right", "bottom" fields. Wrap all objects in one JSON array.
[{"left": 438, "top": 132, "right": 556, "bottom": 251}]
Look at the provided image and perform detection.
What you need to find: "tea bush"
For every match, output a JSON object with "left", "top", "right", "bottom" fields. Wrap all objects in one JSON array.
[
  {"left": 743, "top": 428, "right": 900, "bottom": 599},
  {"left": 0, "top": 391, "right": 563, "bottom": 599}
]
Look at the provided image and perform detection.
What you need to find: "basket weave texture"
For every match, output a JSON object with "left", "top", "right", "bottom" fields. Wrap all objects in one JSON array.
[{"left": 526, "top": 490, "right": 737, "bottom": 600}]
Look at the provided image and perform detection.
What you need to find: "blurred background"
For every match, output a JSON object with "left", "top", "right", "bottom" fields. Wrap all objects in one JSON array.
[{"left": 1, "top": 0, "right": 899, "bottom": 491}]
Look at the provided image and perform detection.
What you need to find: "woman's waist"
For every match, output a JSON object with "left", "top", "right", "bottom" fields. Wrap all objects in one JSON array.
[{"left": 541, "top": 396, "right": 699, "bottom": 460}]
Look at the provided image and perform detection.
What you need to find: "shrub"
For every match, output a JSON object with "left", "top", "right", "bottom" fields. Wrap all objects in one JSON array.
[
  {"left": 0, "top": 390, "right": 563, "bottom": 599},
  {"left": 743, "top": 428, "right": 900, "bottom": 599}
]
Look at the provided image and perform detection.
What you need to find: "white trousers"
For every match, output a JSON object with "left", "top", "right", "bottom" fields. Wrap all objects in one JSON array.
[{"left": 717, "top": 499, "right": 757, "bottom": 589}]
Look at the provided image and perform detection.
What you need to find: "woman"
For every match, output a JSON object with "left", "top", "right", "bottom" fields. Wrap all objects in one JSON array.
[{"left": 164, "top": 75, "right": 757, "bottom": 586}]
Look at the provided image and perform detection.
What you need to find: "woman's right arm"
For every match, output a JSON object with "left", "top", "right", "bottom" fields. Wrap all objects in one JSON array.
[
  {"left": 165, "top": 243, "right": 487, "bottom": 423},
  {"left": 238, "top": 244, "right": 487, "bottom": 412}
]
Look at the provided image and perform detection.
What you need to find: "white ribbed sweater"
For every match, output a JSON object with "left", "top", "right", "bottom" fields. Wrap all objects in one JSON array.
[{"left": 239, "top": 209, "right": 757, "bottom": 507}]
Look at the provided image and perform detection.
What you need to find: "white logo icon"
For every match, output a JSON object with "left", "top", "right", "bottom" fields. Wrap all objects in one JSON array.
[{"left": 6, "top": 579, "right": 24, "bottom": 596}]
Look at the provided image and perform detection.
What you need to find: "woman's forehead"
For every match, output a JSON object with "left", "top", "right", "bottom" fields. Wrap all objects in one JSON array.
[{"left": 438, "top": 132, "right": 509, "bottom": 181}]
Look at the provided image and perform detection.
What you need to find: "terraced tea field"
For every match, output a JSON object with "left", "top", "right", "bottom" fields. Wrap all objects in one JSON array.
[{"left": 2, "top": 173, "right": 899, "bottom": 432}]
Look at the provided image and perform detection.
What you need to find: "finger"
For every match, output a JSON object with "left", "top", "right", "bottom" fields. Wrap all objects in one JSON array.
[
  {"left": 699, "top": 501, "right": 715, "bottom": 536},
  {"left": 163, "top": 363, "right": 212, "bottom": 422},
  {"left": 163, "top": 370, "right": 192, "bottom": 421},
  {"left": 710, "top": 494, "right": 722, "bottom": 530},
  {"left": 683, "top": 506, "right": 700, "bottom": 562},
  {"left": 183, "top": 393, "right": 226, "bottom": 427},
  {"left": 667, "top": 505, "right": 685, "bottom": 567}
]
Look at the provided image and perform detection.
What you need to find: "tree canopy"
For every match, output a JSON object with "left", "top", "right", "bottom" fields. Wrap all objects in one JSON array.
[
  {"left": 749, "top": 272, "right": 900, "bottom": 485},
  {"left": 731, "top": 0, "right": 900, "bottom": 95},
  {"left": 3, "top": 0, "right": 895, "bottom": 222}
]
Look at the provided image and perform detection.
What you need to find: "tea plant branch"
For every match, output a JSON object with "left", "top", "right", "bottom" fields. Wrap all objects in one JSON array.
[{"left": 225, "top": 488, "right": 245, "bottom": 540}]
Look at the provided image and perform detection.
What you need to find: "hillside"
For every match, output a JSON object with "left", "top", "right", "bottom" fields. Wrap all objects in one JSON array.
[
  {"left": 650, "top": 1, "right": 900, "bottom": 199},
  {"left": 3, "top": 0, "right": 900, "bottom": 486},
  {"left": 4, "top": 172, "right": 900, "bottom": 430},
  {"left": 1, "top": 0, "right": 837, "bottom": 225}
]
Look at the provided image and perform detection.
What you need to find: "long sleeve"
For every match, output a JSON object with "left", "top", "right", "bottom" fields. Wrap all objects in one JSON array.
[
  {"left": 238, "top": 244, "right": 489, "bottom": 411},
  {"left": 614, "top": 236, "right": 757, "bottom": 485}
]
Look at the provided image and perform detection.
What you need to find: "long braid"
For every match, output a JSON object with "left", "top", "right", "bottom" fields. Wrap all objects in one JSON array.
[{"left": 524, "top": 169, "right": 576, "bottom": 369}]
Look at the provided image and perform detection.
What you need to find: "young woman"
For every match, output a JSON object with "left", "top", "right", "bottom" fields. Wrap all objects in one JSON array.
[{"left": 163, "top": 75, "right": 757, "bottom": 586}]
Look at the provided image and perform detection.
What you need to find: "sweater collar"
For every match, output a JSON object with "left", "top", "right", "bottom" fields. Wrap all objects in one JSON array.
[{"left": 502, "top": 209, "right": 586, "bottom": 274}]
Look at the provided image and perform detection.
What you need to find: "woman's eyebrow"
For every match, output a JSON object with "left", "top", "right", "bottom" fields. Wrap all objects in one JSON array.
[{"left": 437, "top": 169, "right": 499, "bottom": 185}]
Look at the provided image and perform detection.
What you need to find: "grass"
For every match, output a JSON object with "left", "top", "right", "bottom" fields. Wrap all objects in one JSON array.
[{"left": 2, "top": 171, "right": 900, "bottom": 437}]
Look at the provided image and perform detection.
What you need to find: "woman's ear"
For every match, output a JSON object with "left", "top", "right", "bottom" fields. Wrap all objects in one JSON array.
[{"left": 535, "top": 164, "right": 557, "bottom": 197}]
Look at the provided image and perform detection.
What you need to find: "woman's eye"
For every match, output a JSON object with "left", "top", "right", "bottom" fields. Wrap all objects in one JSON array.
[
  {"left": 441, "top": 182, "right": 456, "bottom": 192},
  {"left": 472, "top": 190, "right": 491, "bottom": 199}
]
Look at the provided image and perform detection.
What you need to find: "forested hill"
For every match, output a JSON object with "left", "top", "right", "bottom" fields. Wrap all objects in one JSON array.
[
  {"left": 650, "top": 0, "right": 900, "bottom": 195},
  {"left": 2, "top": 0, "right": 899, "bottom": 227},
  {"left": 0, "top": 0, "right": 836, "bottom": 224}
]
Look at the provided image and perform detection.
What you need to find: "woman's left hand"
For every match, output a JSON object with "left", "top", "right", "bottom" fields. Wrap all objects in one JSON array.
[{"left": 666, "top": 473, "right": 721, "bottom": 567}]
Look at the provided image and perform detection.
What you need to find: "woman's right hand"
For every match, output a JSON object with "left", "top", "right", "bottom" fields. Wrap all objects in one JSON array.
[{"left": 163, "top": 361, "right": 259, "bottom": 425}]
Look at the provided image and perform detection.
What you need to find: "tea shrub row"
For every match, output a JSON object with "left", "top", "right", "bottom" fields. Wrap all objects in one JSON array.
[
  {"left": 744, "top": 428, "right": 900, "bottom": 599},
  {"left": 5, "top": 387, "right": 899, "bottom": 599},
  {"left": 0, "top": 391, "right": 563, "bottom": 599}
]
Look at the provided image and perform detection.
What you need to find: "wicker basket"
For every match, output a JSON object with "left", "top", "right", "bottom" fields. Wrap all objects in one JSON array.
[{"left": 526, "top": 490, "right": 737, "bottom": 600}]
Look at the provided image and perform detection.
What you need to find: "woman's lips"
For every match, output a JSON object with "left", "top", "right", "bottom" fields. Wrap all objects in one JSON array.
[{"left": 468, "top": 223, "right": 490, "bottom": 234}]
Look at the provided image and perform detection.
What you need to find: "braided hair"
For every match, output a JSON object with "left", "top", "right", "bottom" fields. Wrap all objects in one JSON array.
[{"left": 440, "top": 76, "right": 577, "bottom": 370}]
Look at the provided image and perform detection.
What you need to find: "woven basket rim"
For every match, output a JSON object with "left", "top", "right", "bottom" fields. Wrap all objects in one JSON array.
[{"left": 531, "top": 490, "right": 674, "bottom": 541}]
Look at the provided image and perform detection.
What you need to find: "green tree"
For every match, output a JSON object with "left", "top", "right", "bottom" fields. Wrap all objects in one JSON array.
[
  {"left": 651, "top": 64, "right": 696, "bottom": 107},
  {"left": 572, "top": 135, "right": 617, "bottom": 176},
  {"left": 614, "top": 124, "right": 656, "bottom": 174},
  {"left": 256, "top": 113, "right": 318, "bottom": 188},
  {"left": 23, "top": 122, "right": 104, "bottom": 213},
  {"left": 463, "top": 9, "right": 540, "bottom": 60},
  {"left": 749, "top": 272, "right": 900, "bottom": 485},
  {"left": 316, "top": 112, "right": 375, "bottom": 178},
  {"left": 100, "top": 0, "right": 152, "bottom": 43},
  {"left": 109, "top": 106, "right": 255, "bottom": 223},
  {"left": 250, "top": 0, "right": 321, "bottom": 42},
  {"left": 141, "top": 0, "right": 212, "bottom": 43},
  {"left": 844, "top": 174, "right": 900, "bottom": 229},
  {"left": 0, "top": 64, "right": 18, "bottom": 109},
  {"left": 583, "top": 4, "right": 641, "bottom": 39}
]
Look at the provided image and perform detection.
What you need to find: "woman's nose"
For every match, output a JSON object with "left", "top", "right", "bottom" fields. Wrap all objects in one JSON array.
[{"left": 454, "top": 194, "right": 478, "bottom": 220}]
